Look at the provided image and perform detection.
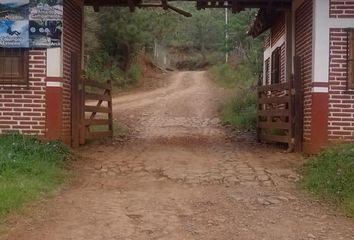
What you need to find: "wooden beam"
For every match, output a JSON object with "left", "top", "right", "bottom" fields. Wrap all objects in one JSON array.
[
  {"left": 162, "top": 0, "right": 168, "bottom": 10},
  {"left": 231, "top": 0, "right": 243, "bottom": 13},
  {"left": 128, "top": 0, "right": 135, "bottom": 12},
  {"left": 93, "top": 4, "right": 99, "bottom": 11}
]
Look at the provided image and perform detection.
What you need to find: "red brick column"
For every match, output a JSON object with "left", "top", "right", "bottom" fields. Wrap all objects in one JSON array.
[{"left": 45, "top": 77, "right": 63, "bottom": 140}]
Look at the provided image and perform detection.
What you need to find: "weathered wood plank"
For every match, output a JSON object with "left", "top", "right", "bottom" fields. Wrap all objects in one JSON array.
[
  {"left": 84, "top": 119, "right": 111, "bottom": 126},
  {"left": 258, "top": 109, "right": 290, "bottom": 117},
  {"left": 257, "top": 82, "right": 290, "bottom": 92},
  {"left": 258, "top": 96, "right": 290, "bottom": 104},
  {"left": 84, "top": 105, "right": 112, "bottom": 113},
  {"left": 258, "top": 121, "right": 291, "bottom": 130}
]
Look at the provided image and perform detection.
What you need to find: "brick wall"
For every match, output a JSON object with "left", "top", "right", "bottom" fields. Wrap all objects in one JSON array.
[
  {"left": 271, "top": 13, "right": 285, "bottom": 47},
  {"left": 328, "top": 29, "right": 354, "bottom": 141},
  {"left": 0, "top": 50, "right": 46, "bottom": 135},
  {"left": 62, "top": 0, "right": 83, "bottom": 144},
  {"left": 330, "top": 0, "right": 354, "bottom": 18},
  {"left": 295, "top": 0, "right": 313, "bottom": 143},
  {"left": 264, "top": 34, "right": 271, "bottom": 49}
]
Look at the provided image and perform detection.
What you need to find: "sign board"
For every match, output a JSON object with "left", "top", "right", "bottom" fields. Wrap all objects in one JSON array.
[
  {"left": 0, "top": 0, "right": 62, "bottom": 48},
  {"left": 29, "top": 20, "right": 61, "bottom": 48},
  {"left": 29, "top": 0, "right": 63, "bottom": 21},
  {"left": 0, "top": 0, "right": 29, "bottom": 20},
  {"left": 0, "top": 20, "right": 29, "bottom": 47}
]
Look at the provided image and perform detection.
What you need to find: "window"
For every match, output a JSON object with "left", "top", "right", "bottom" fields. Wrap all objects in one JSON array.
[
  {"left": 265, "top": 58, "right": 270, "bottom": 85},
  {"left": 271, "top": 47, "right": 281, "bottom": 84},
  {"left": 0, "top": 48, "right": 29, "bottom": 85},
  {"left": 349, "top": 30, "right": 354, "bottom": 89}
]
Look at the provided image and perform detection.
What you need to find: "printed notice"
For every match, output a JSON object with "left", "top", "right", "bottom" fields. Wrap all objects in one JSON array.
[
  {"left": 29, "top": 0, "right": 63, "bottom": 21},
  {"left": 0, "top": 20, "right": 29, "bottom": 48},
  {"left": 29, "top": 20, "right": 61, "bottom": 48}
]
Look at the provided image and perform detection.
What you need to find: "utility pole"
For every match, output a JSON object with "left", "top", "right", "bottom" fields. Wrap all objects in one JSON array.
[{"left": 225, "top": 8, "right": 229, "bottom": 63}]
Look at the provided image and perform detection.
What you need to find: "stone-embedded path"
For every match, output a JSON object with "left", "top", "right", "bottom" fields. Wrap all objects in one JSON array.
[{"left": 4, "top": 71, "right": 354, "bottom": 240}]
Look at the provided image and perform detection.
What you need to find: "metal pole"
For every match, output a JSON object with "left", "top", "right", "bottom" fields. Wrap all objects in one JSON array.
[{"left": 225, "top": 8, "right": 229, "bottom": 63}]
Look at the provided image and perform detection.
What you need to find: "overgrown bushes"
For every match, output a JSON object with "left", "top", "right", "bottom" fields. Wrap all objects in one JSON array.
[
  {"left": 0, "top": 134, "right": 70, "bottom": 220},
  {"left": 220, "top": 91, "right": 257, "bottom": 130},
  {"left": 300, "top": 145, "right": 354, "bottom": 216},
  {"left": 85, "top": 51, "right": 141, "bottom": 88},
  {"left": 209, "top": 63, "right": 258, "bottom": 130}
]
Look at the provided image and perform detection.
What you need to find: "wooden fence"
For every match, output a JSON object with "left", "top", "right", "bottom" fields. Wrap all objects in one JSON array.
[
  {"left": 83, "top": 78, "right": 113, "bottom": 142},
  {"left": 257, "top": 56, "right": 303, "bottom": 152},
  {"left": 257, "top": 81, "right": 293, "bottom": 148}
]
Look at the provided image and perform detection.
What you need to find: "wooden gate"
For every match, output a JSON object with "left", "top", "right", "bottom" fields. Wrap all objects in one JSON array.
[
  {"left": 257, "top": 56, "right": 303, "bottom": 151},
  {"left": 71, "top": 52, "right": 84, "bottom": 148},
  {"left": 83, "top": 77, "right": 113, "bottom": 142}
]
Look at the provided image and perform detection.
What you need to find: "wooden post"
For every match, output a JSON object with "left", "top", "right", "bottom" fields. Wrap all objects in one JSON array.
[
  {"left": 71, "top": 52, "right": 80, "bottom": 148},
  {"left": 79, "top": 73, "right": 86, "bottom": 145},
  {"left": 107, "top": 80, "right": 114, "bottom": 142},
  {"left": 293, "top": 56, "right": 303, "bottom": 152},
  {"left": 256, "top": 80, "right": 262, "bottom": 143},
  {"left": 288, "top": 74, "right": 295, "bottom": 152}
]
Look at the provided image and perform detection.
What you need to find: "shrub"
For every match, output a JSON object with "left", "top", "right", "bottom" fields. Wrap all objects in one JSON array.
[
  {"left": 209, "top": 63, "right": 258, "bottom": 130},
  {"left": 209, "top": 63, "right": 258, "bottom": 89},
  {"left": 300, "top": 144, "right": 354, "bottom": 216},
  {"left": 126, "top": 63, "right": 141, "bottom": 85},
  {"left": 85, "top": 50, "right": 142, "bottom": 89},
  {"left": 0, "top": 134, "right": 70, "bottom": 220},
  {"left": 221, "top": 90, "right": 257, "bottom": 130}
]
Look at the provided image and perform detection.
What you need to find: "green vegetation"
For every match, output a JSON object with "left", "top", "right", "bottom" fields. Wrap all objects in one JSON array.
[
  {"left": 0, "top": 134, "right": 70, "bottom": 220},
  {"left": 300, "top": 145, "right": 354, "bottom": 216},
  {"left": 209, "top": 63, "right": 260, "bottom": 130},
  {"left": 85, "top": 6, "right": 263, "bottom": 129},
  {"left": 209, "top": 63, "right": 258, "bottom": 130},
  {"left": 219, "top": 90, "right": 257, "bottom": 130},
  {"left": 84, "top": 6, "right": 262, "bottom": 85},
  {"left": 206, "top": 9, "right": 263, "bottom": 130}
]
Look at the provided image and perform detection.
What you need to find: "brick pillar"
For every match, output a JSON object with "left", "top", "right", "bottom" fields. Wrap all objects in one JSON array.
[{"left": 45, "top": 48, "right": 64, "bottom": 141}]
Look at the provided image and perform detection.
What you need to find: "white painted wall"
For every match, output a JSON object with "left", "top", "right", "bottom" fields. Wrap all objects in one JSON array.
[
  {"left": 263, "top": 35, "right": 286, "bottom": 84},
  {"left": 312, "top": 0, "right": 330, "bottom": 85},
  {"left": 262, "top": 0, "right": 354, "bottom": 93},
  {"left": 291, "top": 0, "right": 307, "bottom": 74},
  {"left": 311, "top": 0, "right": 354, "bottom": 93},
  {"left": 46, "top": 48, "right": 63, "bottom": 78}
]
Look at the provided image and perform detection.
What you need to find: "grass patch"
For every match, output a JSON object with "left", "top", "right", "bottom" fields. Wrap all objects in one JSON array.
[
  {"left": 220, "top": 91, "right": 257, "bottom": 130},
  {"left": 209, "top": 63, "right": 257, "bottom": 89},
  {"left": 0, "top": 134, "right": 70, "bottom": 220},
  {"left": 209, "top": 63, "right": 258, "bottom": 130},
  {"left": 300, "top": 144, "right": 354, "bottom": 216}
]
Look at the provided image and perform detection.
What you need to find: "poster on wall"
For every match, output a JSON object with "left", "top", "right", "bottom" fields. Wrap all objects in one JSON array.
[
  {"left": 29, "top": 0, "right": 63, "bottom": 21},
  {"left": 0, "top": 20, "right": 29, "bottom": 47},
  {"left": 29, "top": 20, "right": 61, "bottom": 48},
  {"left": 0, "top": 0, "right": 62, "bottom": 48},
  {"left": 0, "top": 0, "right": 29, "bottom": 20}
]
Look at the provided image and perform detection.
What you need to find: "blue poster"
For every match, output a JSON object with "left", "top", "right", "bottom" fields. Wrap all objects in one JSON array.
[
  {"left": 0, "top": 0, "right": 62, "bottom": 48},
  {"left": 0, "top": 0, "right": 29, "bottom": 20},
  {"left": 29, "top": 20, "right": 61, "bottom": 48},
  {"left": 0, "top": 20, "right": 29, "bottom": 48}
]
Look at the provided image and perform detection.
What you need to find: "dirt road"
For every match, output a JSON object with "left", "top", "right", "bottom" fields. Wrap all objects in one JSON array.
[{"left": 4, "top": 71, "right": 354, "bottom": 240}]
